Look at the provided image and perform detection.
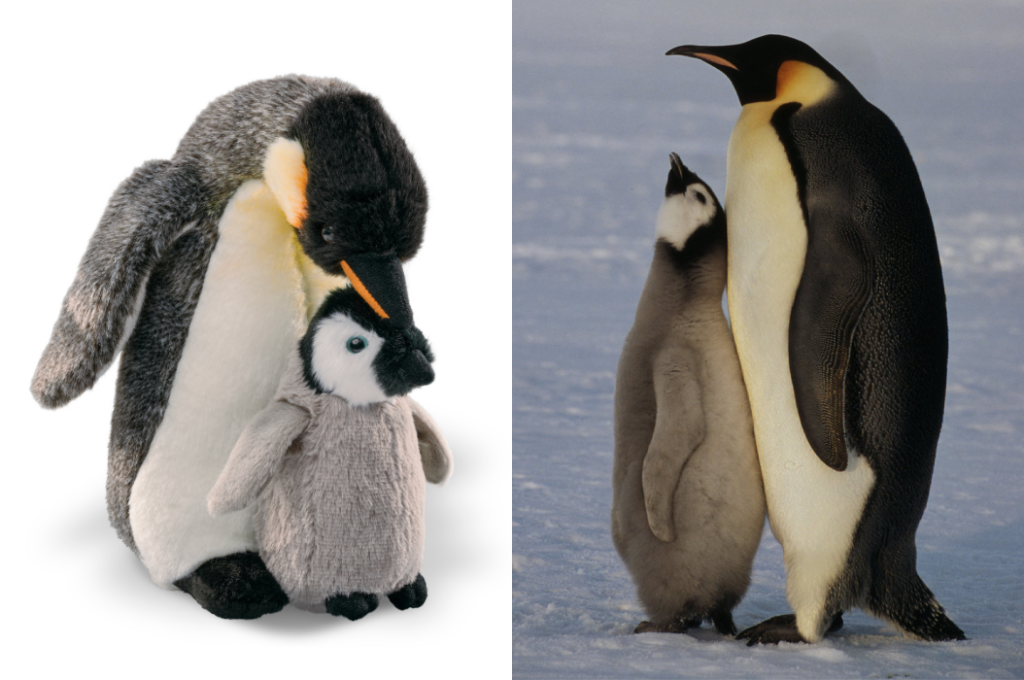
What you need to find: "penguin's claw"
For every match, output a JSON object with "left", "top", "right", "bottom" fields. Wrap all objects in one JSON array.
[
  {"left": 174, "top": 551, "right": 288, "bottom": 620},
  {"left": 387, "top": 573, "right": 428, "bottom": 610},
  {"left": 325, "top": 591, "right": 379, "bottom": 620}
]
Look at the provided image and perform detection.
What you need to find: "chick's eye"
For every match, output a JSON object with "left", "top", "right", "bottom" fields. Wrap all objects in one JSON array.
[
  {"left": 346, "top": 336, "right": 368, "bottom": 353},
  {"left": 322, "top": 224, "right": 337, "bottom": 244},
  {"left": 693, "top": 191, "right": 707, "bottom": 205}
]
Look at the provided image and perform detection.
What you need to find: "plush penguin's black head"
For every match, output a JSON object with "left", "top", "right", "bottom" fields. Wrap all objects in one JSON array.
[
  {"left": 655, "top": 153, "right": 723, "bottom": 255},
  {"left": 299, "top": 287, "right": 434, "bottom": 405},
  {"left": 667, "top": 34, "right": 847, "bottom": 105},
  {"left": 288, "top": 93, "right": 427, "bottom": 273}
]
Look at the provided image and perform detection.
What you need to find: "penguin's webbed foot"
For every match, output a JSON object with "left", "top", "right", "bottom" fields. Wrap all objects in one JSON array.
[
  {"left": 174, "top": 551, "right": 288, "bottom": 620},
  {"left": 633, "top": 617, "right": 700, "bottom": 634},
  {"left": 736, "top": 612, "right": 843, "bottom": 646},
  {"left": 325, "top": 591, "right": 379, "bottom": 620},
  {"left": 387, "top": 573, "right": 427, "bottom": 610}
]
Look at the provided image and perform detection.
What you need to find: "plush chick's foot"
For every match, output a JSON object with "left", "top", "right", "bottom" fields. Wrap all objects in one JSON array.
[
  {"left": 387, "top": 573, "right": 428, "bottom": 610},
  {"left": 174, "top": 551, "right": 288, "bottom": 620},
  {"left": 325, "top": 591, "right": 379, "bottom": 620}
]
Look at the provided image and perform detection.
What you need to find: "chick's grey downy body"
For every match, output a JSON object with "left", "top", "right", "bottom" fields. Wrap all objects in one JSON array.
[{"left": 612, "top": 156, "right": 765, "bottom": 634}]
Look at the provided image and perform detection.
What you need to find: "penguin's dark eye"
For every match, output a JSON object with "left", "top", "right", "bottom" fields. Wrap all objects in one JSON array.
[
  {"left": 346, "top": 336, "right": 368, "bottom": 353},
  {"left": 322, "top": 224, "right": 337, "bottom": 244},
  {"left": 693, "top": 190, "right": 707, "bottom": 205}
]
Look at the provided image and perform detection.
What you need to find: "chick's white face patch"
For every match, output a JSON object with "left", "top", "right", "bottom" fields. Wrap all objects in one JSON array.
[
  {"left": 655, "top": 184, "right": 718, "bottom": 251},
  {"left": 312, "top": 313, "right": 388, "bottom": 405}
]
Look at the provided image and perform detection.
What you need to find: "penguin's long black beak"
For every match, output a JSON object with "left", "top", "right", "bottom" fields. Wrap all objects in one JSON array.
[
  {"left": 667, "top": 44, "right": 739, "bottom": 72},
  {"left": 339, "top": 252, "right": 414, "bottom": 329}
]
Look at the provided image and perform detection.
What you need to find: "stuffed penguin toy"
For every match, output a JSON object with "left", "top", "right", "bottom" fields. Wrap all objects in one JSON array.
[
  {"left": 207, "top": 280, "right": 451, "bottom": 619},
  {"left": 31, "top": 76, "right": 433, "bottom": 618}
]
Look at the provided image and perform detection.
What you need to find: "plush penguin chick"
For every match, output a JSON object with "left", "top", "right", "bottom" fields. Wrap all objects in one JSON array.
[
  {"left": 612, "top": 154, "right": 765, "bottom": 636},
  {"left": 207, "top": 286, "right": 451, "bottom": 618},
  {"left": 671, "top": 35, "right": 965, "bottom": 644},
  {"left": 30, "top": 76, "right": 431, "bottom": 619}
]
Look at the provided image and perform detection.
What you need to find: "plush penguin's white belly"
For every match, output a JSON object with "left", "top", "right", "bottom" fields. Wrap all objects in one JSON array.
[
  {"left": 725, "top": 99, "right": 874, "bottom": 640},
  {"left": 129, "top": 180, "right": 344, "bottom": 587}
]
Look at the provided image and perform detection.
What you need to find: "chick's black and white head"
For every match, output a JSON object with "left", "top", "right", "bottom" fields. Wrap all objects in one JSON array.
[
  {"left": 300, "top": 288, "right": 434, "bottom": 406},
  {"left": 655, "top": 153, "right": 723, "bottom": 252}
]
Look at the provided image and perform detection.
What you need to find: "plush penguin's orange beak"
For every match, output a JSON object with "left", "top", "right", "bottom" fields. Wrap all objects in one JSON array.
[{"left": 338, "top": 253, "right": 414, "bottom": 328}]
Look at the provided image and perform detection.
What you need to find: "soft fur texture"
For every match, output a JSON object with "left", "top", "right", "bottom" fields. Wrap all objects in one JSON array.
[
  {"left": 31, "top": 76, "right": 430, "bottom": 602},
  {"left": 208, "top": 350, "right": 451, "bottom": 612},
  {"left": 612, "top": 159, "right": 766, "bottom": 634}
]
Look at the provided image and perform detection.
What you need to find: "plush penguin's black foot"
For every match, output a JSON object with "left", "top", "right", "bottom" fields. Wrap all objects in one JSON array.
[
  {"left": 387, "top": 573, "right": 428, "bottom": 610},
  {"left": 736, "top": 612, "right": 843, "bottom": 646},
  {"left": 174, "top": 551, "right": 288, "bottom": 620},
  {"left": 325, "top": 591, "right": 379, "bottom": 620}
]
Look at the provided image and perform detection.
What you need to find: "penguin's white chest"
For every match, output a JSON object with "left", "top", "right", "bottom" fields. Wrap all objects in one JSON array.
[
  {"left": 129, "top": 180, "right": 345, "bottom": 587},
  {"left": 725, "top": 101, "right": 874, "bottom": 634}
]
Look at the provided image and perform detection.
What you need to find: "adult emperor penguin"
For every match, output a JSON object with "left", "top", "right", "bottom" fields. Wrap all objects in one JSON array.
[
  {"left": 612, "top": 154, "right": 765, "bottom": 636},
  {"left": 668, "top": 35, "right": 965, "bottom": 644},
  {"left": 31, "top": 76, "right": 434, "bottom": 619}
]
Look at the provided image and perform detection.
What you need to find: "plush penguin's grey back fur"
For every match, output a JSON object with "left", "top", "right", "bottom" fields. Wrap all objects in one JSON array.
[{"left": 612, "top": 163, "right": 765, "bottom": 631}]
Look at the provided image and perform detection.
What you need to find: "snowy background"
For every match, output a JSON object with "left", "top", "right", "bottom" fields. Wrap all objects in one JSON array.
[{"left": 513, "top": 1, "right": 1024, "bottom": 677}]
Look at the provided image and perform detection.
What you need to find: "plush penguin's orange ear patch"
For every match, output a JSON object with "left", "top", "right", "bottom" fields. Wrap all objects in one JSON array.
[{"left": 263, "top": 137, "right": 308, "bottom": 228}]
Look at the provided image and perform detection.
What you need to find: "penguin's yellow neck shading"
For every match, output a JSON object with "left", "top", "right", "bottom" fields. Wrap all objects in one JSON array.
[{"left": 775, "top": 61, "right": 835, "bottom": 106}]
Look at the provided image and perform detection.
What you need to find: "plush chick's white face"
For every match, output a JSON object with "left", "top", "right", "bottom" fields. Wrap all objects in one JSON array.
[
  {"left": 310, "top": 312, "right": 388, "bottom": 406},
  {"left": 654, "top": 182, "right": 718, "bottom": 251}
]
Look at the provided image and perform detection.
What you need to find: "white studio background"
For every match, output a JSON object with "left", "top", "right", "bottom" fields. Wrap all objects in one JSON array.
[{"left": 0, "top": 2, "right": 511, "bottom": 677}]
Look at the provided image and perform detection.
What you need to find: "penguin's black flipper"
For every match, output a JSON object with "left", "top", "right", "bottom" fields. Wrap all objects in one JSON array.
[
  {"left": 772, "top": 106, "right": 875, "bottom": 473},
  {"left": 32, "top": 160, "right": 205, "bottom": 408},
  {"left": 174, "top": 551, "right": 288, "bottom": 619}
]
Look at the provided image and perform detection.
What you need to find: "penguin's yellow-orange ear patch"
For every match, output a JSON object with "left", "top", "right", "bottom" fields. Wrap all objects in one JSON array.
[{"left": 263, "top": 137, "right": 308, "bottom": 228}]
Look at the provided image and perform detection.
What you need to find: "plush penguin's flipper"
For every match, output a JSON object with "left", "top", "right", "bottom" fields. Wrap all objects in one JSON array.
[
  {"left": 642, "top": 348, "right": 705, "bottom": 542},
  {"left": 32, "top": 161, "right": 205, "bottom": 408},
  {"left": 408, "top": 398, "right": 453, "bottom": 484},
  {"left": 207, "top": 400, "right": 310, "bottom": 515}
]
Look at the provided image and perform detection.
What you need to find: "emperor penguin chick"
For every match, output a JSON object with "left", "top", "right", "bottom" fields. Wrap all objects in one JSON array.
[{"left": 612, "top": 154, "right": 765, "bottom": 635}]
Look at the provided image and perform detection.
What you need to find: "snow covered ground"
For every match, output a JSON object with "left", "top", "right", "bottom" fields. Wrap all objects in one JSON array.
[{"left": 513, "top": 1, "right": 1024, "bottom": 677}]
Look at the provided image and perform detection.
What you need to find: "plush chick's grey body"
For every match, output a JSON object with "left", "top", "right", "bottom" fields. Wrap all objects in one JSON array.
[
  {"left": 31, "top": 76, "right": 429, "bottom": 618},
  {"left": 208, "top": 288, "right": 449, "bottom": 617},
  {"left": 612, "top": 155, "right": 764, "bottom": 635}
]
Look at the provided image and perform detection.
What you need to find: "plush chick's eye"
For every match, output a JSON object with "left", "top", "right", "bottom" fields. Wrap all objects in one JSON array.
[
  {"left": 346, "top": 336, "right": 368, "bottom": 353},
  {"left": 322, "top": 224, "right": 337, "bottom": 244}
]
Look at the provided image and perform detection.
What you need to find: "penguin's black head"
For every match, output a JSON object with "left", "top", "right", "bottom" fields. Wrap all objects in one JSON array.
[
  {"left": 667, "top": 34, "right": 847, "bottom": 105},
  {"left": 656, "top": 153, "right": 723, "bottom": 253},
  {"left": 300, "top": 287, "right": 435, "bottom": 405},
  {"left": 266, "top": 92, "right": 428, "bottom": 276}
]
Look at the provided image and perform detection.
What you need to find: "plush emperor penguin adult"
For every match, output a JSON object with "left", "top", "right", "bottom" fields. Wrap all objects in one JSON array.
[
  {"left": 668, "top": 35, "right": 965, "bottom": 644},
  {"left": 31, "top": 76, "right": 436, "bottom": 619},
  {"left": 612, "top": 154, "right": 765, "bottom": 636}
]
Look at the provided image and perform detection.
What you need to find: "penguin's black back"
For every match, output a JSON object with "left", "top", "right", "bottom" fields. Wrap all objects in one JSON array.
[{"left": 775, "top": 86, "right": 949, "bottom": 616}]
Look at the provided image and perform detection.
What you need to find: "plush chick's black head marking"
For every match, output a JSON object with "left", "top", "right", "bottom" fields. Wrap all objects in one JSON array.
[
  {"left": 668, "top": 34, "right": 848, "bottom": 105},
  {"left": 300, "top": 287, "right": 434, "bottom": 404},
  {"left": 287, "top": 92, "right": 428, "bottom": 275}
]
